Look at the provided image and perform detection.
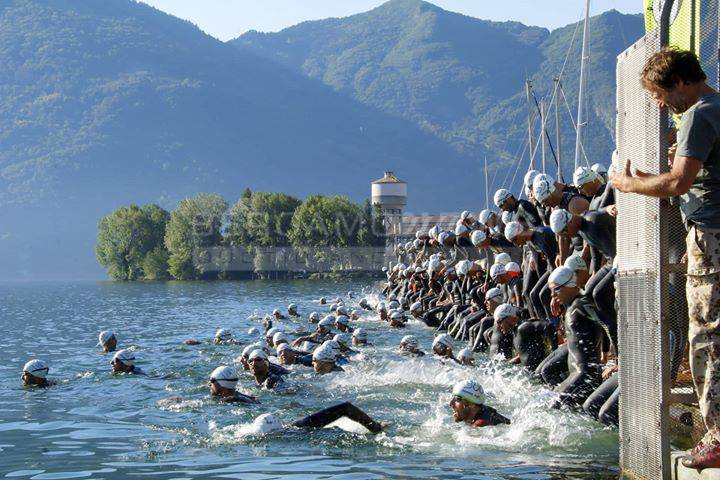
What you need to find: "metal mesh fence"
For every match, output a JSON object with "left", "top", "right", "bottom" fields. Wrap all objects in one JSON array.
[{"left": 617, "top": 1, "right": 719, "bottom": 478}]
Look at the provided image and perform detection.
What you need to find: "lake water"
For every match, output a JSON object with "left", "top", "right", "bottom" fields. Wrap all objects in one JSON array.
[{"left": 0, "top": 280, "right": 619, "bottom": 479}]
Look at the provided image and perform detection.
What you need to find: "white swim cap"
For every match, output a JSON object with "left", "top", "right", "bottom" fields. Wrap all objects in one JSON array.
[
  {"left": 215, "top": 328, "right": 232, "bottom": 341},
  {"left": 242, "top": 343, "right": 263, "bottom": 358},
  {"left": 494, "top": 189, "right": 512, "bottom": 208},
  {"left": 288, "top": 303, "right": 297, "bottom": 311},
  {"left": 505, "top": 261, "right": 521, "bottom": 274},
  {"left": 309, "top": 312, "right": 320, "bottom": 321},
  {"left": 377, "top": 302, "right": 387, "bottom": 312},
  {"left": 210, "top": 365, "right": 238, "bottom": 390},
  {"left": 272, "top": 332, "right": 288, "bottom": 345},
  {"left": 400, "top": 335, "right": 419, "bottom": 348},
  {"left": 437, "top": 232, "right": 451, "bottom": 245},
  {"left": 97, "top": 330, "right": 115, "bottom": 347},
  {"left": 471, "top": 230, "right": 487, "bottom": 247},
  {"left": 353, "top": 328, "right": 367, "bottom": 340},
  {"left": 532, "top": 173, "right": 556, "bottom": 202},
  {"left": 591, "top": 163, "right": 608, "bottom": 175},
  {"left": 312, "top": 345, "right": 336, "bottom": 362},
  {"left": 573, "top": 166, "right": 599, "bottom": 187},
  {"left": 452, "top": 379, "right": 485, "bottom": 405},
  {"left": 456, "top": 260, "right": 471, "bottom": 276},
  {"left": 415, "top": 265, "right": 426, "bottom": 273},
  {"left": 335, "top": 315, "right": 350, "bottom": 326},
  {"left": 504, "top": 221, "right": 524, "bottom": 242},
  {"left": 23, "top": 359, "right": 48, "bottom": 378},
  {"left": 336, "top": 306, "right": 348, "bottom": 315},
  {"left": 460, "top": 210, "right": 470, "bottom": 220},
  {"left": 266, "top": 327, "right": 280, "bottom": 338},
  {"left": 333, "top": 333, "right": 350, "bottom": 346},
  {"left": 319, "top": 297, "right": 326, "bottom": 303},
  {"left": 524, "top": 169, "right": 541, "bottom": 187},
  {"left": 254, "top": 413, "right": 283, "bottom": 434},
  {"left": 485, "top": 287, "right": 504, "bottom": 303},
  {"left": 112, "top": 349, "right": 135, "bottom": 367},
  {"left": 429, "top": 225, "right": 442, "bottom": 239},
  {"left": 490, "top": 263, "right": 506, "bottom": 280},
  {"left": 277, "top": 343, "right": 294, "bottom": 354},
  {"left": 249, "top": 349, "right": 268, "bottom": 363},
  {"left": 351, "top": 309, "right": 361, "bottom": 318},
  {"left": 458, "top": 347, "right": 474, "bottom": 361},
  {"left": 318, "top": 318, "right": 334, "bottom": 330},
  {"left": 455, "top": 222, "right": 470, "bottom": 236},
  {"left": 390, "top": 311, "right": 404, "bottom": 322},
  {"left": 564, "top": 255, "right": 588, "bottom": 272},
  {"left": 493, "top": 303, "right": 516, "bottom": 322},
  {"left": 272, "top": 308, "right": 281, "bottom": 315},
  {"left": 495, "top": 252, "right": 511, "bottom": 265},
  {"left": 549, "top": 209, "right": 573, "bottom": 234},
  {"left": 433, "top": 333, "right": 453, "bottom": 349},
  {"left": 413, "top": 238, "right": 423, "bottom": 249},
  {"left": 248, "top": 327, "right": 260, "bottom": 336},
  {"left": 479, "top": 209, "right": 495, "bottom": 225},
  {"left": 549, "top": 266, "right": 577, "bottom": 288},
  {"left": 410, "top": 302, "right": 422, "bottom": 313}
]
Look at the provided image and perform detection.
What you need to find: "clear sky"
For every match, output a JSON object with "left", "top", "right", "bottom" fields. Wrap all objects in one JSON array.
[{"left": 139, "top": 0, "right": 643, "bottom": 41}]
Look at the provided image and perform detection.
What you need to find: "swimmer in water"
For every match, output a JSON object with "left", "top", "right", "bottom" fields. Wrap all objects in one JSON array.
[
  {"left": 209, "top": 365, "right": 258, "bottom": 403},
  {"left": 291, "top": 317, "right": 334, "bottom": 346},
  {"left": 388, "top": 311, "right": 406, "bottom": 328},
  {"left": 335, "top": 315, "right": 353, "bottom": 333},
  {"left": 111, "top": 349, "right": 146, "bottom": 375},
  {"left": 350, "top": 309, "right": 361, "bottom": 321},
  {"left": 272, "top": 308, "right": 287, "bottom": 320},
  {"left": 215, "top": 328, "right": 238, "bottom": 345},
  {"left": 450, "top": 380, "right": 510, "bottom": 427},
  {"left": 248, "top": 349, "right": 285, "bottom": 389},
  {"left": 251, "top": 402, "right": 383, "bottom": 434},
  {"left": 21, "top": 359, "right": 52, "bottom": 387},
  {"left": 308, "top": 312, "right": 321, "bottom": 324},
  {"left": 457, "top": 348, "right": 475, "bottom": 366},
  {"left": 97, "top": 330, "right": 117, "bottom": 353},
  {"left": 432, "top": 334, "right": 456, "bottom": 361},
  {"left": 277, "top": 343, "right": 313, "bottom": 367},
  {"left": 352, "top": 328, "right": 368, "bottom": 346},
  {"left": 332, "top": 333, "right": 356, "bottom": 354},
  {"left": 319, "top": 297, "right": 327, "bottom": 305},
  {"left": 288, "top": 304, "right": 300, "bottom": 317},
  {"left": 312, "top": 344, "right": 343, "bottom": 374},
  {"left": 358, "top": 298, "right": 373, "bottom": 311},
  {"left": 399, "top": 335, "right": 425, "bottom": 356}
]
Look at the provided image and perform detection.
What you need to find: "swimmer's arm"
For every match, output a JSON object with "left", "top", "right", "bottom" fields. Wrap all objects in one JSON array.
[{"left": 509, "top": 355, "right": 521, "bottom": 364}]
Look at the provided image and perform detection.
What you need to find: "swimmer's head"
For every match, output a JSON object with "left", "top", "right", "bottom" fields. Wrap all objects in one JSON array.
[
  {"left": 495, "top": 253, "right": 512, "bottom": 266},
  {"left": 504, "top": 221, "right": 526, "bottom": 247},
  {"left": 248, "top": 349, "right": 269, "bottom": 376},
  {"left": 210, "top": 365, "right": 238, "bottom": 395},
  {"left": 484, "top": 288, "right": 504, "bottom": 312},
  {"left": 409, "top": 302, "right": 422, "bottom": 316},
  {"left": 272, "top": 331, "right": 288, "bottom": 347},
  {"left": 470, "top": 229, "right": 487, "bottom": 248},
  {"left": 288, "top": 304, "right": 298, "bottom": 315},
  {"left": 432, "top": 334, "right": 453, "bottom": 357},
  {"left": 457, "top": 348, "right": 475, "bottom": 366},
  {"left": 97, "top": 330, "right": 117, "bottom": 352},
  {"left": 253, "top": 413, "right": 283, "bottom": 434},
  {"left": 333, "top": 333, "right": 350, "bottom": 348},
  {"left": 111, "top": 349, "right": 136, "bottom": 374},
  {"left": 400, "top": 335, "right": 419, "bottom": 352},
  {"left": 352, "top": 328, "right": 367, "bottom": 346},
  {"left": 312, "top": 345, "right": 337, "bottom": 374},
  {"left": 493, "top": 304, "right": 518, "bottom": 335},
  {"left": 549, "top": 266, "right": 579, "bottom": 305},
  {"left": 350, "top": 309, "right": 361, "bottom": 320},
  {"left": 277, "top": 343, "right": 297, "bottom": 364},
  {"left": 248, "top": 327, "right": 260, "bottom": 336},
  {"left": 318, "top": 316, "right": 334, "bottom": 333},
  {"left": 450, "top": 380, "right": 486, "bottom": 422},
  {"left": 308, "top": 312, "right": 320, "bottom": 323},
  {"left": 493, "top": 188, "right": 513, "bottom": 210},
  {"left": 22, "top": 359, "right": 49, "bottom": 386},
  {"left": 532, "top": 173, "right": 557, "bottom": 206},
  {"left": 215, "top": 328, "right": 233, "bottom": 344}
]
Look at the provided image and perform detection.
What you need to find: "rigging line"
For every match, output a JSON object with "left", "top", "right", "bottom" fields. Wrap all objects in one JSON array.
[
  {"left": 560, "top": 84, "right": 591, "bottom": 167},
  {"left": 510, "top": 138, "right": 531, "bottom": 198},
  {"left": 531, "top": 90, "right": 559, "bottom": 166}
]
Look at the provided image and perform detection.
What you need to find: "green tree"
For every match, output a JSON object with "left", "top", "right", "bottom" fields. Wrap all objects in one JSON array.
[
  {"left": 95, "top": 204, "right": 170, "bottom": 280},
  {"left": 142, "top": 246, "right": 170, "bottom": 280},
  {"left": 289, "top": 195, "right": 364, "bottom": 249},
  {"left": 226, "top": 188, "right": 254, "bottom": 247},
  {"left": 164, "top": 193, "right": 228, "bottom": 280}
]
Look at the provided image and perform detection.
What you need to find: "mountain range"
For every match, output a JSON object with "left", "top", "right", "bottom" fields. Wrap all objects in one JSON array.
[{"left": 0, "top": 0, "right": 643, "bottom": 278}]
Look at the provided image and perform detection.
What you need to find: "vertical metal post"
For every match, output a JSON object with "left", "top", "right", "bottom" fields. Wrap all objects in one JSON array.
[
  {"left": 574, "top": 0, "right": 591, "bottom": 172},
  {"left": 541, "top": 100, "right": 547, "bottom": 174},
  {"left": 555, "top": 78, "right": 563, "bottom": 182},
  {"left": 526, "top": 80, "right": 535, "bottom": 169},
  {"left": 658, "top": 1, "right": 676, "bottom": 478},
  {"left": 484, "top": 155, "right": 489, "bottom": 209}
]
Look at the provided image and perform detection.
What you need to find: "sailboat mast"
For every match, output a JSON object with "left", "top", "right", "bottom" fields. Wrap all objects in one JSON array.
[
  {"left": 541, "top": 100, "right": 547, "bottom": 174},
  {"left": 526, "top": 80, "right": 534, "bottom": 169},
  {"left": 555, "top": 78, "right": 563, "bottom": 181},
  {"left": 574, "top": 0, "right": 591, "bottom": 171},
  {"left": 484, "top": 155, "right": 489, "bottom": 209}
]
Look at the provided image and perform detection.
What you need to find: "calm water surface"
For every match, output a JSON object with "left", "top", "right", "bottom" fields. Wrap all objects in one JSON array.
[{"left": 0, "top": 280, "right": 619, "bottom": 479}]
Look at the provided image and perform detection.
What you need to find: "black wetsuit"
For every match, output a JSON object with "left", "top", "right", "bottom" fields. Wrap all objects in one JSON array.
[
  {"left": 527, "top": 227, "right": 558, "bottom": 320},
  {"left": 290, "top": 402, "right": 383, "bottom": 433},
  {"left": 514, "top": 199, "right": 543, "bottom": 227},
  {"left": 554, "top": 295, "right": 604, "bottom": 408},
  {"left": 270, "top": 363, "right": 290, "bottom": 376},
  {"left": 488, "top": 326, "right": 514, "bottom": 359},
  {"left": 514, "top": 319, "right": 555, "bottom": 371},
  {"left": 469, "top": 405, "right": 511, "bottom": 427},
  {"left": 582, "top": 373, "right": 619, "bottom": 427},
  {"left": 471, "top": 315, "right": 497, "bottom": 352},
  {"left": 535, "top": 343, "right": 569, "bottom": 386}
]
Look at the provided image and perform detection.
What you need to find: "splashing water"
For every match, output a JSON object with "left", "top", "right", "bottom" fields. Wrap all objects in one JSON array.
[{"left": 0, "top": 280, "right": 618, "bottom": 479}]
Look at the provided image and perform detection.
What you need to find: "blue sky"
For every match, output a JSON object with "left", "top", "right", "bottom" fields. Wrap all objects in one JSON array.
[{"left": 140, "top": 0, "right": 643, "bottom": 41}]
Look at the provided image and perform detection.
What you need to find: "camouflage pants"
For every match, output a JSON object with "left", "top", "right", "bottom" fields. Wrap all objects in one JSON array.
[{"left": 687, "top": 226, "right": 720, "bottom": 442}]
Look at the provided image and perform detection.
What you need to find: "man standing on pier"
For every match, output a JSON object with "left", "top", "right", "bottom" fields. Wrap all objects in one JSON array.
[{"left": 611, "top": 47, "right": 720, "bottom": 469}]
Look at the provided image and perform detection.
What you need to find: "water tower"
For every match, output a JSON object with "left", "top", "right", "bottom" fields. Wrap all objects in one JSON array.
[{"left": 371, "top": 171, "right": 407, "bottom": 237}]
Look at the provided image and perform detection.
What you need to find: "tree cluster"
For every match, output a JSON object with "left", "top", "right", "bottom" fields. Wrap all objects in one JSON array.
[{"left": 96, "top": 190, "right": 385, "bottom": 280}]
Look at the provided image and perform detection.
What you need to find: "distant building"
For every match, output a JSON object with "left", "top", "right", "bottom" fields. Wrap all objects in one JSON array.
[{"left": 371, "top": 171, "right": 407, "bottom": 236}]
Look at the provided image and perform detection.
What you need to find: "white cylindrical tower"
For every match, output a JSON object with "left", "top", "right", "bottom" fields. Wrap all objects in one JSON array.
[{"left": 371, "top": 171, "right": 407, "bottom": 236}]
